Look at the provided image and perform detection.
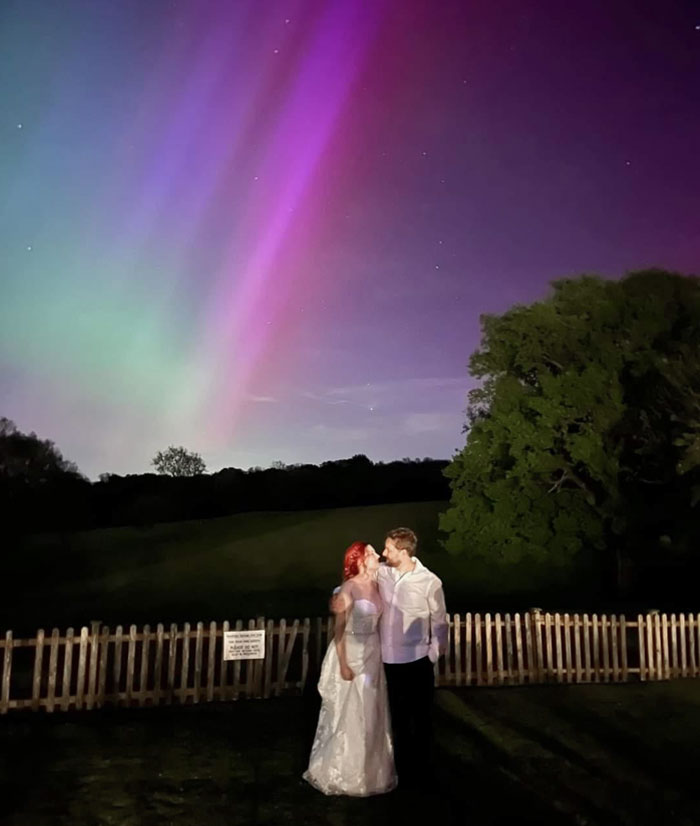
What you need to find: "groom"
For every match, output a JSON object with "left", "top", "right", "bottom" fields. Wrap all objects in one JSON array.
[{"left": 377, "top": 527, "right": 447, "bottom": 787}]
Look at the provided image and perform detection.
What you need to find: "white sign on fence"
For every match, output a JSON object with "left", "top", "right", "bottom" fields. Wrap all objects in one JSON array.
[{"left": 223, "top": 630, "right": 266, "bottom": 661}]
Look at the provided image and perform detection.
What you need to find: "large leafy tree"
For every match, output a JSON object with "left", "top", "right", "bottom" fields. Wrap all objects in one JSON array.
[
  {"left": 440, "top": 270, "right": 700, "bottom": 593},
  {"left": 151, "top": 445, "right": 206, "bottom": 477}
]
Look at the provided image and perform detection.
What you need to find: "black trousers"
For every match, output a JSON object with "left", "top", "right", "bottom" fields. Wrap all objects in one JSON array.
[{"left": 384, "top": 656, "right": 434, "bottom": 784}]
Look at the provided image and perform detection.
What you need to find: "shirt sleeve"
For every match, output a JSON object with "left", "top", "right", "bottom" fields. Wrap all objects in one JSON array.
[{"left": 427, "top": 577, "right": 448, "bottom": 663}]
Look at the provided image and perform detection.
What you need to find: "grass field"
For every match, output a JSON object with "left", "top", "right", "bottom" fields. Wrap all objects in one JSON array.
[
  {"left": 1, "top": 680, "right": 699, "bottom": 825},
  {"left": 11, "top": 501, "right": 462, "bottom": 632}
]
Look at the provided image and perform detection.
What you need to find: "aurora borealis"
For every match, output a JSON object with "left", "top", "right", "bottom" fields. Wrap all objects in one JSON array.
[{"left": 2, "top": 0, "right": 699, "bottom": 478}]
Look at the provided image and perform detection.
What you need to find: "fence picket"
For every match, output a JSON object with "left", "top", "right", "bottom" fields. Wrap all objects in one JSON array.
[
  {"left": 495, "top": 613, "right": 504, "bottom": 684},
  {"left": 544, "top": 613, "right": 553, "bottom": 681},
  {"left": 592, "top": 615, "right": 601, "bottom": 682},
  {"left": 86, "top": 621, "right": 101, "bottom": 710},
  {"left": 573, "top": 615, "right": 583, "bottom": 682},
  {"left": 526, "top": 612, "right": 538, "bottom": 682},
  {"left": 670, "top": 614, "right": 678, "bottom": 679},
  {"left": 60, "top": 628, "right": 73, "bottom": 711},
  {"left": 646, "top": 614, "right": 656, "bottom": 680},
  {"left": 180, "top": 623, "right": 191, "bottom": 703},
  {"left": 465, "top": 613, "right": 473, "bottom": 685},
  {"left": 113, "top": 626, "right": 124, "bottom": 705},
  {"left": 690, "top": 615, "right": 697, "bottom": 677},
  {"left": 454, "top": 614, "right": 462, "bottom": 686},
  {"left": 31, "top": 629, "right": 45, "bottom": 711},
  {"left": 126, "top": 625, "right": 137, "bottom": 705},
  {"left": 140, "top": 625, "right": 151, "bottom": 707},
  {"left": 485, "top": 614, "right": 494, "bottom": 684},
  {"left": 514, "top": 614, "right": 524, "bottom": 684},
  {"left": 300, "top": 618, "right": 311, "bottom": 692},
  {"left": 245, "top": 619, "right": 256, "bottom": 698},
  {"left": 474, "top": 614, "right": 482, "bottom": 685},
  {"left": 154, "top": 624, "right": 165, "bottom": 706},
  {"left": 1, "top": 631, "right": 12, "bottom": 714},
  {"left": 97, "top": 626, "right": 109, "bottom": 708},
  {"left": 263, "top": 619, "right": 274, "bottom": 698},
  {"left": 679, "top": 614, "right": 688, "bottom": 677},
  {"left": 75, "top": 627, "right": 89, "bottom": 710},
  {"left": 601, "top": 615, "right": 610, "bottom": 683},
  {"left": 654, "top": 613, "right": 663, "bottom": 680},
  {"left": 610, "top": 616, "right": 619, "bottom": 681},
  {"left": 554, "top": 614, "right": 563, "bottom": 683},
  {"left": 220, "top": 621, "right": 231, "bottom": 701},
  {"left": 232, "top": 620, "right": 243, "bottom": 699},
  {"left": 45, "top": 629, "right": 60, "bottom": 712},
  {"left": 167, "top": 624, "right": 178, "bottom": 704},
  {"left": 193, "top": 622, "right": 203, "bottom": 704},
  {"left": 563, "top": 614, "right": 572, "bottom": 683},
  {"left": 206, "top": 622, "right": 217, "bottom": 703},
  {"left": 444, "top": 615, "right": 453, "bottom": 685},
  {"left": 505, "top": 614, "right": 515, "bottom": 682}
]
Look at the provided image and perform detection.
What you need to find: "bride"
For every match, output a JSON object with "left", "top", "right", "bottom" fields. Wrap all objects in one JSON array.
[{"left": 303, "top": 541, "right": 397, "bottom": 796}]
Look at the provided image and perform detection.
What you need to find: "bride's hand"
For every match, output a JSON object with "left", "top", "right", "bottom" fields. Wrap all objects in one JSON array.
[{"left": 340, "top": 663, "right": 355, "bottom": 681}]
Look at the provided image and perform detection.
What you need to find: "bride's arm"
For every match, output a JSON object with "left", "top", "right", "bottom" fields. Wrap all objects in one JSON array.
[{"left": 334, "top": 583, "right": 355, "bottom": 681}]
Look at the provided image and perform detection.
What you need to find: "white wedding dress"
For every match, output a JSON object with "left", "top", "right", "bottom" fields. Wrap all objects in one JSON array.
[{"left": 303, "top": 598, "right": 397, "bottom": 796}]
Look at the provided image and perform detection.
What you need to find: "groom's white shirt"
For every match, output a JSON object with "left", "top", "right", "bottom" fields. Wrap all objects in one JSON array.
[{"left": 377, "top": 557, "right": 447, "bottom": 664}]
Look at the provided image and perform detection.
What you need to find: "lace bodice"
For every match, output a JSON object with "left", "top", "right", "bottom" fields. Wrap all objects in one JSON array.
[{"left": 345, "top": 598, "right": 381, "bottom": 635}]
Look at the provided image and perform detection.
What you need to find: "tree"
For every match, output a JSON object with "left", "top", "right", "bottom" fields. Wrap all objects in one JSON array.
[
  {"left": 0, "top": 417, "right": 82, "bottom": 482},
  {"left": 440, "top": 270, "right": 700, "bottom": 595},
  {"left": 151, "top": 445, "right": 206, "bottom": 477}
]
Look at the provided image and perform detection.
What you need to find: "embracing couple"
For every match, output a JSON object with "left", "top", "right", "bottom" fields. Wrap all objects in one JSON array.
[{"left": 303, "top": 527, "right": 448, "bottom": 796}]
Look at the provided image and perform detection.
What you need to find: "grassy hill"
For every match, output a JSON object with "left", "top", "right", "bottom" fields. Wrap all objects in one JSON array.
[{"left": 10, "top": 501, "right": 460, "bottom": 632}]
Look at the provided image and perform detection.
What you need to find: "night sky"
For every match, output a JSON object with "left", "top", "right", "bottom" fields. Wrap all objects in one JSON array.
[{"left": 2, "top": 0, "right": 699, "bottom": 479}]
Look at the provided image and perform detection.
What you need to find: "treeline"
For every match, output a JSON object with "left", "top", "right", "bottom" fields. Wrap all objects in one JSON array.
[{"left": 3, "top": 454, "right": 449, "bottom": 537}]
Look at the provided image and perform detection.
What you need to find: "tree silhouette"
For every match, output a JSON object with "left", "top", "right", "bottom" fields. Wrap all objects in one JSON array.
[
  {"left": 441, "top": 269, "right": 700, "bottom": 595},
  {"left": 151, "top": 445, "right": 206, "bottom": 477},
  {"left": 0, "top": 417, "right": 82, "bottom": 482}
]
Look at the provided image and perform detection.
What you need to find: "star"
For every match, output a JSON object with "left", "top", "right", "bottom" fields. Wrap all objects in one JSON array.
[
  {"left": 26, "top": 245, "right": 32, "bottom": 251},
  {"left": 16, "top": 123, "right": 23, "bottom": 129},
  {"left": 273, "top": 48, "right": 279, "bottom": 54}
]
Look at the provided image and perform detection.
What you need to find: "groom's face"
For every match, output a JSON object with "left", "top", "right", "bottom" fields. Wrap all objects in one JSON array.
[{"left": 382, "top": 538, "right": 404, "bottom": 567}]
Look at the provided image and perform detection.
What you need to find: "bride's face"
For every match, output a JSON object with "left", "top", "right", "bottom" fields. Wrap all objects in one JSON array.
[{"left": 363, "top": 545, "right": 380, "bottom": 574}]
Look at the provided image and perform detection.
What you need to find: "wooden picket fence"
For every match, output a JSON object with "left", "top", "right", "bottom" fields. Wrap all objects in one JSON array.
[{"left": 1, "top": 610, "right": 699, "bottom": 714}]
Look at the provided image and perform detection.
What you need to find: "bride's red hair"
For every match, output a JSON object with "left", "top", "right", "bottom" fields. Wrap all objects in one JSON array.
[{"left": 343, "top": 541, "right": 368, "bottom": 581}]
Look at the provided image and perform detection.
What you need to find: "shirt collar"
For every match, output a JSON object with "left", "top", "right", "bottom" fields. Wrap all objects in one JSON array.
[{"left": 385, "top": 556, "right": 424, "bottom": 578}]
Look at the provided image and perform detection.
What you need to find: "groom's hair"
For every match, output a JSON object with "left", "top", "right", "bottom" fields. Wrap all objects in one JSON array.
[{"left": 385, "top": 527, "right": 417, "bottom": 556}]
